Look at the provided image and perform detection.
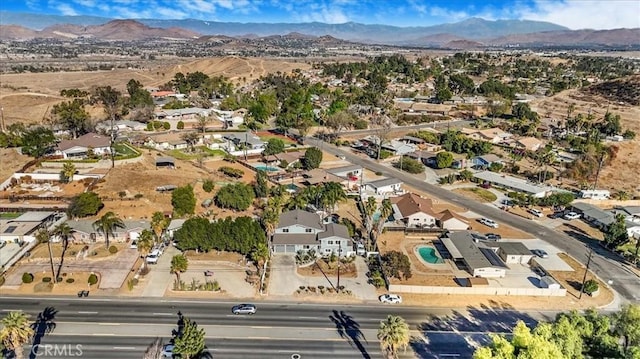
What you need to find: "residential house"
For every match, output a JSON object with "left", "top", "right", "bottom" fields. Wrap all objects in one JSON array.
[
  {"left": 363, "top": 177, "right": 403, "bottom": 196},
  {"left": 437, "top": 209, "right": 470, "bottom": 231},
  {"left": 55, "top": 132, "right": 111, "bottom": 159},
  {"left": 473, "top": 171, "right": 552, "bottom": 198},
  {"left": 462, "top": 128, "right": 512, "bottom": 144},
  {"left": 472, "top": 154, "right": 505, "bottom": 168},
  {"left": 495, "top": 242, "right": 534, "bottom": 264},
  {"left": 166, "top": 219, "right": 186, "bottom": 240},
  {"left": 67, "top": 220, "right": 150, "bottom": 243},
  {"left": 326, "top": 165, "right": 363, "bottom": 179},
  {"left": 570, "top": 203, "right": 615, "bottom": 229},
  {"left": 401, "top": 136, "right": 426, "bottom": 146},
  {"left": 579, "top": 190, "right": 610, "bottom": 200},
  {"left": 96, "top": 120, "right": 146, "bottom": 132},
  {"left": 277, "top": 151, "right": 305, "bottom": 168},
  {"left": 155, "top": 107, "right": 211, "bottom": 120},
  {"left": 166, "top": 140, "right": 189, "bottom": 150},
  {"left": 271, "top": 210, "right": 351, "bottom": 256},
  {"left": 303, "top": 169, "right": 354, "bottom": 190},
  {"left": 440, "top": 231, "right": 508, "bottom": 278},
  {"left": 0, "top": 211, "right": 57, "bottom": 244},
  {"left": 407, "top": 150, "right": 438, "bottom": 166},
  {"left": 381, "top": 140, "right": 417, "bottom": 156},
  {"left": 514, "top": 137, "right": 543, "bottom": 152},
  {"left": 390, "top": 193, "right": 439, "bottom": 228},
  {"left": 223, "top": 132, "right": 265, "bottom": 150}
]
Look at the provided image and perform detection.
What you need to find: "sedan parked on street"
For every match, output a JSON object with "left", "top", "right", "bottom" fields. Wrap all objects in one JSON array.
[
  {"left": 479, "top": 217, "right": 499, "bottom": 228},
  {"left": 379, "top": 294, "right": 402, "bottom": 304}
]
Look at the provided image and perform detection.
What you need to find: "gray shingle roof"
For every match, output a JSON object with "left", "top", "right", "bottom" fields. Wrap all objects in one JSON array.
[
  {"left": 318, "top": 223, "right": 351, "bottom": 240},
  {"left": 497, "top": 242, "right": 532, "bottom": 255},
  {"left": 272, "top": 233, "right": 318, "bottom": 245},
  {"left": 277, "top": 210, "right": 323, "bottom": 230},
  {"left": 366, "top": 177, "right": 403, "bottom": 189},
  {"left": 441, "top": 231, "right": 506, "bottom": 270}
]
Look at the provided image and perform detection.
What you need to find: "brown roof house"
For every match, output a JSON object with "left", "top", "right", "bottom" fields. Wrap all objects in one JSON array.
[
  {"left": 271, "top": 209, "right": 352, "bottom": 256},
  {"left": 437, "top": 209, "right": 470, "bottom": 231},
  {"left": 390, "top": 193, "right": 439, "bottom": 228},
  {"left": 514, "top": 137, "right": 543, "bottom": 151},
  {"left": 55, "top": 132, "right": 111, "bottom": 159}
]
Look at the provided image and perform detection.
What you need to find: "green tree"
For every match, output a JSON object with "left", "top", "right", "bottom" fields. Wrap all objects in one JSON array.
[
  {"left": 303, "top": 147, "right": 323, "bottom": 170},
  {"left": 21, "top": 127, "right": 55, "bottom": 158},
  {"left": 615, "top": 304, "right": 640, "bottom": 353},
  {"left": 435, "top": 151, "right": 454, "bottom": 169},
  {"left": 68, "top": 192, "right": 103, "bottom": 218},
  {"left": 126, "top": 79, "right": 153, "bottom": 108},
  {"left": 92, "top": 86, "right": 123, "bottom": 168},
  {"left": 172, "top": 316, "right": 205, "bottom": 359},
  {"left": 378, "top": 315, "right": 410, "bottom": 359},
  {"left": 254, "top": 170, "right": 269, "bottom": 198},
  {"left": 170, "top": 254, "right": 189, "bottom": 283},
  {"left": 215, "top": 183, "right": 255, "bottom": 211},
  {"left": 394, "top": 156, "right": 424, "bottom": 174},
  {"left": 263, "top": 138, "right": 285, "bottom": 156},
  {"left": 137, "top": 229, "right": 155, "bottom": 271},
  {"left": 150, "top": 211, "right": 170, "bottom": 243},
  {"left": 92, "top": 211, "right": 125, "bottom": 248},
  {"left": 61, "top": 161, "right": 76, "bottom": 183},
  {"left": 604, "top": 214, "right": 630, "bottom": 249},
  {"left": 202, "top": 179, "right": 215, "bottom": 193},
  {"left": 375, "top": 199, "right": 393, "bottom": 240},
  {"left": 51, "top": 99, "right": 91, "bottom": 138},
  {"left": 381, "top": 251, "right": 412, "bottom": 280},
  {"left": 319, "top": 182, "right": 347, "bottom": 212},
  {"left": 171, "top": 185, "right": 196, "bottom": 217},
  {"left": 35, "top": 229, "right": 56, "bottom": 284},
  {"left": 181, "top": 132, "right": 199, "bottom": 152},
  {"left": 0, "top": 311, "right": 34, "bottom": 359}
]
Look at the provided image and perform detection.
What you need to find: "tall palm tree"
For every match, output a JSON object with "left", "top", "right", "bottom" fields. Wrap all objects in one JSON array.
[
  {"left": 51, "top": 222, "right": 72, "bottom": 278},
  {"left": 261, "top": 206, "right": 279, "bottom": 238},
  {"left": 375, "top": 199, "right": 393, "bottom": 240},
  {"left": 321, "top": 182, "right": 347, "bottom": 212},
  {"left": 35, "top": 229, "right": 55, "bottom": 282},
  {"left": 363, "top": 196, "right": 378, "bottom": 244},
  {"left": 377, "top": 315, "right": 410, "bottom": 359},
  {"left": 150, "top": 211, "right": 169, "bottom": 244},
  {"left": 92, "top": 211, "right": 125, "bottom": 248},
  {"left": 0, "top": 311, "right": 34, "bottom": 359},
  {"left": 137, "top": 229, "right": 155, "bottom": 272},
  {"left": 62, "top": 161, "right": 76, "bottom": 182},
  {"left": 170, "top": 254, "right": 188, "bottom": 283},
  {"left": 250, "top": 242, "right": 270, "bottom": 276}
]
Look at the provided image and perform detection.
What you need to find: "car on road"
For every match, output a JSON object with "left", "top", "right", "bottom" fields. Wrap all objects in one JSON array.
[
  {"left": 485, "top": 233, "right": 502, "bottom": 241},
  {"left": 564, "top": 212, "right": 581, "bottom": 220},
  {"left": 479, "top": 217, "right": 499, "bottom": 228},
  {"left": 161, "top": 344, "right": 174, "bottom": 358},
  {"left": 379, "top": 294, "right": 402, "bottom": 304},
  {"left": 232, "top": 304, "right": 257, "bottom": 315},
  {"left": 336, "top": 154, "right": 346, "bottom": 160},
  {"left": 532, "top": 266, "right": 546, "bottom": 277},
  {"left": 531, "top": 249, "right": 549, "bottom": 258},
  {"left": 528, "top": 208, "right": 544, "bottom": 218},
  {"left": 146, "top": 249, "right": 161, "bottom": 264}
]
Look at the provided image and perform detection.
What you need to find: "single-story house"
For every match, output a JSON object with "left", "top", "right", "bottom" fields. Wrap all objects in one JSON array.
[
  {"left": 326, "top": 165, "right": 363, "bottom": 179},
  {"left": 303, "top": 169, "right": 349, "bottom": 187},
  {"left": 406, "top": 150, "right": 438, "bottom": 166},
  {"left": 462, "top": 128, "right": 512, "bottom": 144},
  {"left": 495, "top": 242, "right": 534, "bottom": 264},
  {"left": 381, "top": 140, "right": 417, "bottom": 156},
  {"left": 514, "top": 137, "right": 543, "bottom": 152},
  {"left": 570, "top": 202, "right": 615, "bottom": 229},
  {"left": 271, "top": 210, "right": 351, "bottom": 256},
  {"left": 277, "top": 151, "right": 305, "bottom": 167},
  {"left": 223, "top": 132, "right": 265, "bottom": 150},
  {"left": 473, "top": 171, "right": 552, "bottom": 198},
  {"left": 55, "top": 132, "right": 111, "bottom": 159},
  {"left": 390, "top": 193, "right": 439, "bottom": 228},
  {"left": 437, "top": 209, "right": 470, "bottom": 231},
  {"left": 155, "top": 107, "right": 211, "bottom": 120},
  {"left": 167, "top": 140, "right": 188, "bottom": 150},
  {"left": 401, "top": 136, "right": 426, "bottom": 146},
  {"left": 579, "top": 190, "right": 610, "bottom": 200},
  {"left": 440, "top": 231, "right": 507, "bottom": 278},
  {"left": 96, "top": 120, "right": 146, "bottom": 132},
  {"left": 0, "top": 211, "right": 57, "bottom": 244},
  {"left": 67, "top": 220, "right": 150, "bottom": 243},
  {"left": 472, "top": 154, "right": 505, "bottom": 168},
  {"left": 363, "top": 178, "right": 403, "bottom": 196},
  {"left": 166, "top": 219, "right": 186, "bottom": 240}
]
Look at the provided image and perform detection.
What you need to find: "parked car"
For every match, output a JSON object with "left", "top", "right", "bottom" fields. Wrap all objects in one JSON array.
[
  {"left": 129, "top": 240, "right": 137, "bottom": 249},
  {"left": 528, "top": 208, "right": 544, "bottom": 218},
  {"left": 479, "top": 182, "right": 491, "bottom": 189},
  {"left": 146, "top": 250, "right": 161, "bottom": 264},
  {"left": 161, "top": 344, "right": 174, "bottom": 358},
  {"left": 531, "top": 249, "right": 549, "bottom": 258},
  {"left": 232, "top": 304, "right": 257, "bottom": 315},
  {"left": 379, "top": 294, "right": 402, "bottom": 304},
  {"left": 479, "top": 218, "right": 499, "bottom": 228},
  {"left": 564, "top": 212, "right": 581, "bottom": 220},
  {"left": 337, "top": 154, "right": 346, "bottom": 160},
  {"left": 486, "top": 233, "right": 502, "bottom": 241},
  {"left": 532, "top": 267, "right": 546, "bottom": 277}
]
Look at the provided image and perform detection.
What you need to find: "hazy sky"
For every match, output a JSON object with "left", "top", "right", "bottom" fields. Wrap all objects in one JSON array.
[{"left": 2, "top": 0, "right": 639, "bottom": 29}]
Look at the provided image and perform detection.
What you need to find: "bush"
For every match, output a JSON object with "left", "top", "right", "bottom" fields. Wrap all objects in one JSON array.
[
  {"left": 163, "top": 122, "right": 170, "bottom": 130},
  {"left": 65, "top": 278, "right": 75, "bottom": 283},
  {"left": 108, "top": 245, "right": 118, "bottom": 254},
  {"left": 42, "top": 277, "right": 52, "bottom": 283},
  {"left": 202, "top": 179, "right": 215, "bottom": 193},
  {"left": 22, "top": 272, "right": 34, "bottom": 284},
  {"left": 218, "top": 166, "right": 244, "bottom": 178},
  {"left": 56, "top": 277, "right": 63, "bottom": 283},
  {"left": 134, "top": 193, "right": 144, "bottom": 199},
  {"left": 582, "top": 279, "right": 599, "bottom": 294},
  {"left": 88, "top": 274, "right": 98, "bottom": 285},
  {"left": 177, "top": 121, "right": 185, "bottom": 130}
]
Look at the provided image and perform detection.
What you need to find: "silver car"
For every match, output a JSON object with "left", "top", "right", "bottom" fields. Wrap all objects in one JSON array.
[{"left": 232, "top": 304, "right": 256, "bottom": 315}]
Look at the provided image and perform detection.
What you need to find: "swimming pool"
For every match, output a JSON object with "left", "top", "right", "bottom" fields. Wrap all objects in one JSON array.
[
  {"left": 416, "top": 245, "right": 444, "bottom": 264},
  {"left": 286, "top": 184, "right": 300, "bottom": 192},
  {"left": 254, "top": 165, "right": 280, "bottom": 172}
]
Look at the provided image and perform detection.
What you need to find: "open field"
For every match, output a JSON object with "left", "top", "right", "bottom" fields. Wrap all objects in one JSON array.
[{"left": 0, "top": 148, "right": 30, "bottom": 182}]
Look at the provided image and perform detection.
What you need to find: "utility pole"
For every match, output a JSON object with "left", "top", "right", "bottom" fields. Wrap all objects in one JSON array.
[
  {"left": 579, "top": 249, "right": 593, "bottom": 300},
  {"left": 244, "top": 132, "right": 248, "bottom": 161},
  {"left": 337, "top": 242, "right": 341, "bottom": 291}
]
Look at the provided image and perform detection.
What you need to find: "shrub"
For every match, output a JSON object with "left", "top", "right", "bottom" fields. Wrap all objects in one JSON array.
[
  {"left": 65, "top": 278, "right": 75, "bottom": 283},
  {"left": 218, "top": 166, "right": 244, "bottom": 178},
  {"left": 22, "top": 272, "right": 34, "bottom": 284},
  {"left": 583, "top": 279, "right": 599, "bottom": 294},
  {"left": 134, "top": 193, "right": 144, "bottom": 199},
  {"left": 163, "top": 122, "right": 170, "bottom": 130},
  {"left": 56, "top": 277, "right": 63, "bottom": 283},
  {"left": 42, "top": 277, "right": 52, "bottom": 283},
  {"left": 88, "top": 274, "right": 98, "bottom": 285},
  {"left": 202, "top": 179, "right": 215, "bottom": 193},
  {"left": 108, "top": 245, "right": 118, "bottom": 254},
  {"left": 177, "top": 121, "right": 185, "bottom": 130}
]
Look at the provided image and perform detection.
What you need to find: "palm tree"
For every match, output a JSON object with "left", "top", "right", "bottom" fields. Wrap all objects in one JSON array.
[
  {"left": 150, "top": 211, "right": 169, "bottom": 244},
  {"left": 375, "top": 199, "right": 393, "bottom": 240},
  {"left": 92, "top": 211, "right": 125, "bottom": 248},
  {"left": 0, "top": 311, "right": 34, "bottom": 359},
  {"left": 363, "top": 196, "right": 378, "bottom": 246},
  {"left": 321, "top": 182, "right": 347, "bottom": 212},
  {"left": 62, "top": 161, "right": 76, "bottom": 182},
  {"left": 137, "top": 229, "right": 154, "bottom": 272},
  {"left": 35, "top": 229, "right": 55, "bottom": 282},
  {"left": 261, "top": 206, "right": 279, "bottom": 238},
  {"left": 377, "top": 315, "right": 410, "bottom": 359},
  {"left": 51, "top": 222, "right": 72, "bottom": 278},
  {"left": 250, "top": 242, "right": 269, "bottom": 275},
  {"left": 170, "top": 254, "right": 188, "bottom": 283}
]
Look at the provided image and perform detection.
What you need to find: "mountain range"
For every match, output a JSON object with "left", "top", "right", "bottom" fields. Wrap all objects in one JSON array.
[{"left": 0, "top": 11, "right": 638, "bottom": 48}]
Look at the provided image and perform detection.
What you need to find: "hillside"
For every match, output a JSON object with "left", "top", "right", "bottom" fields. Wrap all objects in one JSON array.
[{"left": 583, "top": 75, "right": 640, "bottom": 106}]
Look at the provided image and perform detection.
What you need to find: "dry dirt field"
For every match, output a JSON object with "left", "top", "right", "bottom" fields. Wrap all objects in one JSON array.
[{"left": 0, "top": 148, "right": 30, "bottom": 181}]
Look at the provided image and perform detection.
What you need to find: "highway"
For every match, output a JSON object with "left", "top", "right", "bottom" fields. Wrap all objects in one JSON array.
[
  {"left": 0, "top": 296, "right": 551, "bottom": 359},
  {"left": 306, "top": 137, "right": 640, "bottom": 303}
]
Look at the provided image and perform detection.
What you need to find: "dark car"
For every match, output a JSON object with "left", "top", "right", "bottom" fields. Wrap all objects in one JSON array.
[
  {"left": 232, "top": 304, "right": 256, "bottom": 315},
  {"left": 486, "top": 233, "right": 502, "bottom": 241}
]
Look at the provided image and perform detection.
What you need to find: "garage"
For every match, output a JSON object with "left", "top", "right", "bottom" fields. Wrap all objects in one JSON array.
[{"left": 273, "top": 245, "right": 287, "bottom": 253}]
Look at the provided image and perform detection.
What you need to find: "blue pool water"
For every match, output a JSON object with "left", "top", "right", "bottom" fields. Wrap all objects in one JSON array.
[
  {"left": 254, "top": 165, "right": 280, "bottom": 172},
  {"left": 372, "top": 211, "right": 381, "bottom": 222},
  {"left": 417, "top": 246, "right": 444, "bottom": 264},
  {"left": 286, "top": 184, "right": 300, "bottom": 192}
]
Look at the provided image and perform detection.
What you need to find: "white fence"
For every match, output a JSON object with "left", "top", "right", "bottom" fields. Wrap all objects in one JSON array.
[
  {"left": 389, "top": 284, "right": 567, "bottom": 297},
  {"left": 0, "top": 173, "right": 104, "bottom": 191}
]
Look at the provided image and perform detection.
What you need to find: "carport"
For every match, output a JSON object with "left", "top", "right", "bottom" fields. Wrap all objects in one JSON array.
[{"left": 155, "top": 156, "right": 175, "bottom": 169}]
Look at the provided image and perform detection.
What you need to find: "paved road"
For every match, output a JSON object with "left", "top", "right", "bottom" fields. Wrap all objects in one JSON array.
[
  {"left": 330, "top": 120, "right": 472, "bottom": 137},
  {"left": 306, "top": 137, "right": 640, "bottom": 304},
  {"left": 0, "top": 297, "right": 551, "bottom": 359}
]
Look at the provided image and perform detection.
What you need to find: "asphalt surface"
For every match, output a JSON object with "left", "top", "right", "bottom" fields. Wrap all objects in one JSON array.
[
  {"left": 332, "top": 120, "right": 472, "bottom": 137},
  {"left": 0, "top": 296, "right": 552, "bottom": 359},
  {"left": 306, "top": 137, "right": 640, "bottom": 303}
]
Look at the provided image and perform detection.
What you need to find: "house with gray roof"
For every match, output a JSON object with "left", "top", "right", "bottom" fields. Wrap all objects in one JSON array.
[
  {"left": 363, "top": 177, "right": 404, "bottom": 196},
  {"left": 222, "top": 132, "right": 265, "bottom": 150},
  {"left": 67, "top": 219, "right": 150, "bottom": 243},
  {"left": 271, "top": 210, "right": 352, "bottom": 256},
  {"left": 55, "top": 132, "right": 111, "bottom": 159},
  {"left": 473, "top": 171, "right": 557, "bottom": 198},
  {"left": 570, "top": 202, "right": 615, "bottom": 229},
  {"left": 440, "top": 231, "right": 508, "bottom": 278}
]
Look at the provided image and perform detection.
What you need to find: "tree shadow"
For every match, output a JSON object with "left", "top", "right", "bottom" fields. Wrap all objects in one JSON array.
[
  {"left": 414, "top": 303, "right": 545, "bottom": 358},
  {"left": 172, "top": 311, "right": 185, "bottom": 338},
  {"left": 56, "top": 240, "right": 70, "bottom": 279},
  {"left": 329, "top": 310, "right": 370, "bottom": 359},
  {"left": 29, "top": 306, "right": 58, "bottom": 359}
]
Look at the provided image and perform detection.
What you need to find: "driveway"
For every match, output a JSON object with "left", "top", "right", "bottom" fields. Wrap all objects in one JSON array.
[
  {"left": 184, "top": 260, "right": 256, "bottom": 298},
  {"left": 269, "top": 254, "right": 378, "bottom": 300},
  {"left": 141, "top": 246, "right": 179, "bottom": 297}
]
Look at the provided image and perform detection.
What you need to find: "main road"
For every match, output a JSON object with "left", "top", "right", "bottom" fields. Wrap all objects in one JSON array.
[
  {"left": 305, "top": 137, "right": 640, "bottom": 303},
  {"left": 1, "top": 296, "right": 552, "bottom": 359}
]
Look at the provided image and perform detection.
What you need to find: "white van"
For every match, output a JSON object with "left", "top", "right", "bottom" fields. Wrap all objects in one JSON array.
[{"left": 146, "top": 250, "right": 161, "bottom": 264}]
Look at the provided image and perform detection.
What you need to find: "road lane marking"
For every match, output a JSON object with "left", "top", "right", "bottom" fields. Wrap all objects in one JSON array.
[
  {"left": 98, "top": 323, "right": 121, "bottom": 326},
  {"left": 92, "top": 333, "right": 115, "bottom": 336},
  {"left": 251, "top": 326, "right": 273, "bottom": 329},
  {"left": 77, "top": 311, "right": 98, "bottom": 314},
  {"left": 152, "top": 312, "right": 174, "bottom": 316},
  {"left": 298, "top": 316, "right": 321, "bottom": 320},
  {"left": 113, "top": 346, "right": 136, "bottom": 350}
]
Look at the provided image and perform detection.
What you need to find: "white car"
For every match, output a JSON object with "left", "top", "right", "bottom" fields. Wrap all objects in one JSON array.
[
  {"left": 564, "top": 212, "right": 581, "bottom": 220},
  {"left": 161, "top": 344, "right": 174, "bottom": 358},
  {"left": 479, "top": 217, "right": 499, "bottom": 228},
  {"left": 146, "top": 249, "right": 161, "bottom": 264},
  {"left": 379, "top": 294, "right": 402, "bottom": 304},
  {"left": 528, "top": 208, "right": 543, "bottom": 218}
]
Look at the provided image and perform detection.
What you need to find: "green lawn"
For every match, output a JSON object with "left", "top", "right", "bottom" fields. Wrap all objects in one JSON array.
[
  {"left": 259, "top": 135, "right": 297, "bottom": 145},
  {"left": 113, "top": 142, "right": 141, "bottom": 160},
  {"left": 0, "top": 212, "right": 22, "bottom": 219},
  {"left": 461, "top": 187, "right": 498, "bottom": 202}
]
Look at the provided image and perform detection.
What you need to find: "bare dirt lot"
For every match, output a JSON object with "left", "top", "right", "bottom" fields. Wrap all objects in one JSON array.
[{"left": 0, "top": 148, "right": 30, "bottom": 182}]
